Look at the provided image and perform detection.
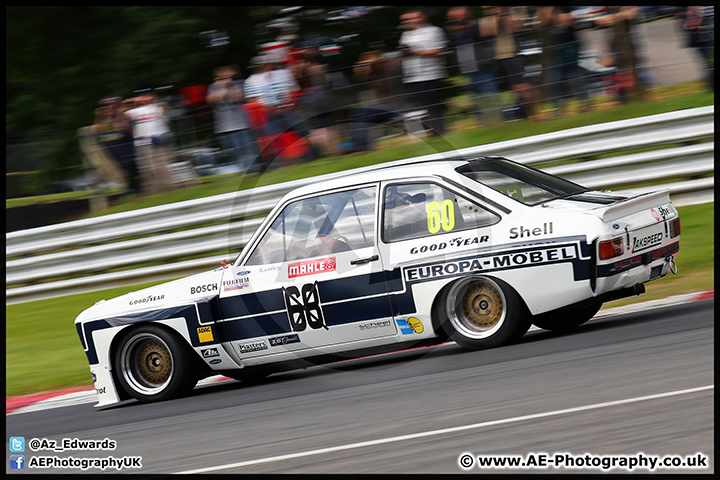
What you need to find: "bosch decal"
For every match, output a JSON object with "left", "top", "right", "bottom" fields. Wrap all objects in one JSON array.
[
  {"left": 191, "top": 283, "right": 218, "bottom": 295},
  {"left": 404, "top": 245, "right": 577, "bottom": 282},
  {"left": 288, "top": 257, "right": 336, "bottom": 278}
]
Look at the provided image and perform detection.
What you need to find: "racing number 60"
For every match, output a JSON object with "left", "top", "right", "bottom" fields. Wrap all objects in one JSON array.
[{"left": 427, "top": 200, "right": 455, "bottom": 233}]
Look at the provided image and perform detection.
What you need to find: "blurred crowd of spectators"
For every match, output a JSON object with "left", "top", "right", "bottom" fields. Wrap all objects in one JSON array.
[{"left": 91, "top": 6, "right": 714, "bottom": 197}]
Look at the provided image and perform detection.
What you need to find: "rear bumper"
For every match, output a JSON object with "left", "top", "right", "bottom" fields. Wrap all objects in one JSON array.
[{"left": 596, "top": 242, "right": 679, "bottom": 294}]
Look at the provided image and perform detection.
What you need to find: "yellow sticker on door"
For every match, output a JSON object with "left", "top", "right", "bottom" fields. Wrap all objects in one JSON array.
[
  {"left": 197, "top": 326, "right": 214, "bottom": 343},
  {"left": 407, "top": 317, "right": 424, "bottom": 334}
]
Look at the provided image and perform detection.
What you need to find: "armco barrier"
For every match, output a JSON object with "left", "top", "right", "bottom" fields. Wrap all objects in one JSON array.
[{"left": 6, "top": 106, "right": 714, "bottom": 304}]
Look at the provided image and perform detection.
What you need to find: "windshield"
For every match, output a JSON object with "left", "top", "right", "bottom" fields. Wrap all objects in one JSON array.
[{"left": 456, "top": 157, "right": 589, "bottom": 205}]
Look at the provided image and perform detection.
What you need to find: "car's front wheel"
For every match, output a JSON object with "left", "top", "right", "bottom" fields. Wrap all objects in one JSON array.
[
  {"left": 439, "top": 276, "right": 530, "bottom": 350},
  {"left": 532, "top": 301, "right": 602, "bottom": 332},
  {"left": 114, "top": 325, "right": 199, "bottom": 403}
]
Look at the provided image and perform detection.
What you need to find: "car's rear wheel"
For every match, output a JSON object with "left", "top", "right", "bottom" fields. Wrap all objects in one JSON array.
[
  {"left": 114, "top": 325, "right": 199, "bottom": 403},
  {"left": 439, "top": 276, "right": 530, "bottom": 350},
  {"left": 532, "top": 301, "right": 602, "bottom": 332}
]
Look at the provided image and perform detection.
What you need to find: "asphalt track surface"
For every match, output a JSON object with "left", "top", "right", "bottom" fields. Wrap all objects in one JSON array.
[{"left": 6, "top": 298, "right": 713, "bottom": 474}]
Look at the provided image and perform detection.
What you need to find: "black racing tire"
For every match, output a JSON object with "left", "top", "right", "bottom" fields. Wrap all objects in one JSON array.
[
  {"left": 113, "top": 324, "right": 199, "bottom": 403},
  {"left": 532, "top": 301, "right": 603, "bottom": 332},
  {"left": 438, "top": 276, "right": 530, "bottom": 350}
]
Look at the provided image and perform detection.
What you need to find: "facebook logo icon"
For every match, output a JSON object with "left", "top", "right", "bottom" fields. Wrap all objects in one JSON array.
[{"left": 10, "top": 455, "right": 25, "bottom": 470}]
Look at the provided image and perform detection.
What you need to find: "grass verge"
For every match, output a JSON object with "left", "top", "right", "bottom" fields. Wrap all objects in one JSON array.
[{"left": 5, "top": 203, "right": 713, "bottom": 398}]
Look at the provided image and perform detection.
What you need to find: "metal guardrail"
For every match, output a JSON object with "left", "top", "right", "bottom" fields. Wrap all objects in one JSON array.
[{"left": 6, "top": 106, "right": 714, "bottom": 304}]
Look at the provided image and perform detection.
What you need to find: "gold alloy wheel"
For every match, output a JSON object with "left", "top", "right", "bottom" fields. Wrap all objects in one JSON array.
[
  {"left": 120, "top": 333, "right": 175, "bottom": 395},
  {"left": 460, "top": 282, "right": 504, "bottom": 330},
  {"left": 447, "top": 277, "right": 508, "bottom": 340},
  {"left": 136, "top": 339, "right": 172, "bottom": 385}
]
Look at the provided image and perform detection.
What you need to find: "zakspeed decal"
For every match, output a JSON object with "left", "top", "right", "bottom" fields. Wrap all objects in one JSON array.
[
  {"left": 197, "top": 326, "right": 214, "bottom": 343},
  {"left": 288, "top": 257, "right": 336, "bottom": 278},
  {"left": 238, "top": 340, "right": 268, "bottom": 354},
  {"left": 404, "top": 245, "right": 577, "bottom": 282},
  {"left": 632, "top": 230, "right": 664, "bottom": 253},
  {"left": 269, "top": 334, "right": 301, "bottom": 347},
  {"left": 397, "top": 317, "right": 424, "bottom": 334},
  {"left": 410, "top": 236, "right": 489, "bottom": 254}
]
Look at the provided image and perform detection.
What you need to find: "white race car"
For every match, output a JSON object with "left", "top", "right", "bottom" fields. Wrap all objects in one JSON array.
[{"left": 75, "top": 156, "right": 681, "bottom": 407}]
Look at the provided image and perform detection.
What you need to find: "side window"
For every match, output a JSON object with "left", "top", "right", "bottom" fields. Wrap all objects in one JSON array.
[
  {"left": 246, "top": 186, "right": 376, "bottom": 265},
  {"left": 383, "top": 183, "right": 499, "bottom": 243}
]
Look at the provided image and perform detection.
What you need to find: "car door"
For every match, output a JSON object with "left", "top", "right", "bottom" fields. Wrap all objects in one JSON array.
[
  {"left": 218, "top": 184, "right": 397, "bottom": 360},
  {"left": 377, "top": 180, "right": 502, "bottom": 322}
]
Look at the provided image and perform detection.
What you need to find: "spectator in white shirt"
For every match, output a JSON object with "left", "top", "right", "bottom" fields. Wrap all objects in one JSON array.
[
  {"left": 398, "top": 8, "right": 449, "bottom": 136},
  {"left": 123, "top": 89, "right": 174, "bottom": 194}
]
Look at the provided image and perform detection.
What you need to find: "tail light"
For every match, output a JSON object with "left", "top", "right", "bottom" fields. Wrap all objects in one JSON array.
[
  {"left": 669, "top": 217, "right": 681, "bottom": 238},
  {"left": 599, "top": 237, "right": 624, "bottom": 260}
]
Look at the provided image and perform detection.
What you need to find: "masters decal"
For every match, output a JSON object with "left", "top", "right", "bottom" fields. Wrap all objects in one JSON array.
[
  {"left": 404, "top": 245, "right": 577, "bottom": 282},
  {"left": 238, "top": 340, "right": 268, "bottom": 354}
]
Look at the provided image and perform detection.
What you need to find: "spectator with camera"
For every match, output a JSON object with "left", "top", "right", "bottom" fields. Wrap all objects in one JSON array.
[{"left": 207, "top": 65, "right": 258, "bottom": 174}]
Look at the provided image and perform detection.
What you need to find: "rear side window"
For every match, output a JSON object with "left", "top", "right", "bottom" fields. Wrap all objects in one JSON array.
[{"left": 382, "top": 183, "right": 499, "bottom": 243}]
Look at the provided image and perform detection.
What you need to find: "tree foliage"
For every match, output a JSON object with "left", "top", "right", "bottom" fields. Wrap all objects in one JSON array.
[
  {"left": 6, "top": 6, "right": 265, "bottom": 178},
  {"left": 5, "top": 6, "right": 444, "bottom": 188}
]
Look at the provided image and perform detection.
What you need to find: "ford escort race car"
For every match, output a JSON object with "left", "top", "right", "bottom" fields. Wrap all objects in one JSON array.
[{"left": 75, "top": 156, "right": 680, "bottom": 407}]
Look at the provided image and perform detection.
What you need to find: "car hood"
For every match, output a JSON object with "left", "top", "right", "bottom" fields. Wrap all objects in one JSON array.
[{"left": 75, "top": 268, "right": 225, "bottom": 324}]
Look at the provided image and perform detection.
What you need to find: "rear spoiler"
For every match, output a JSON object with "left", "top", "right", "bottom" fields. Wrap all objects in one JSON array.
[{"left": 584, "top": 189, "right": 672, "bottom": 222}]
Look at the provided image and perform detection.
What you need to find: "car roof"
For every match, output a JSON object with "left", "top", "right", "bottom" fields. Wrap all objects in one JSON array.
[{"left": 284, "top": 156, "right": 478, "bottom": 200}]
